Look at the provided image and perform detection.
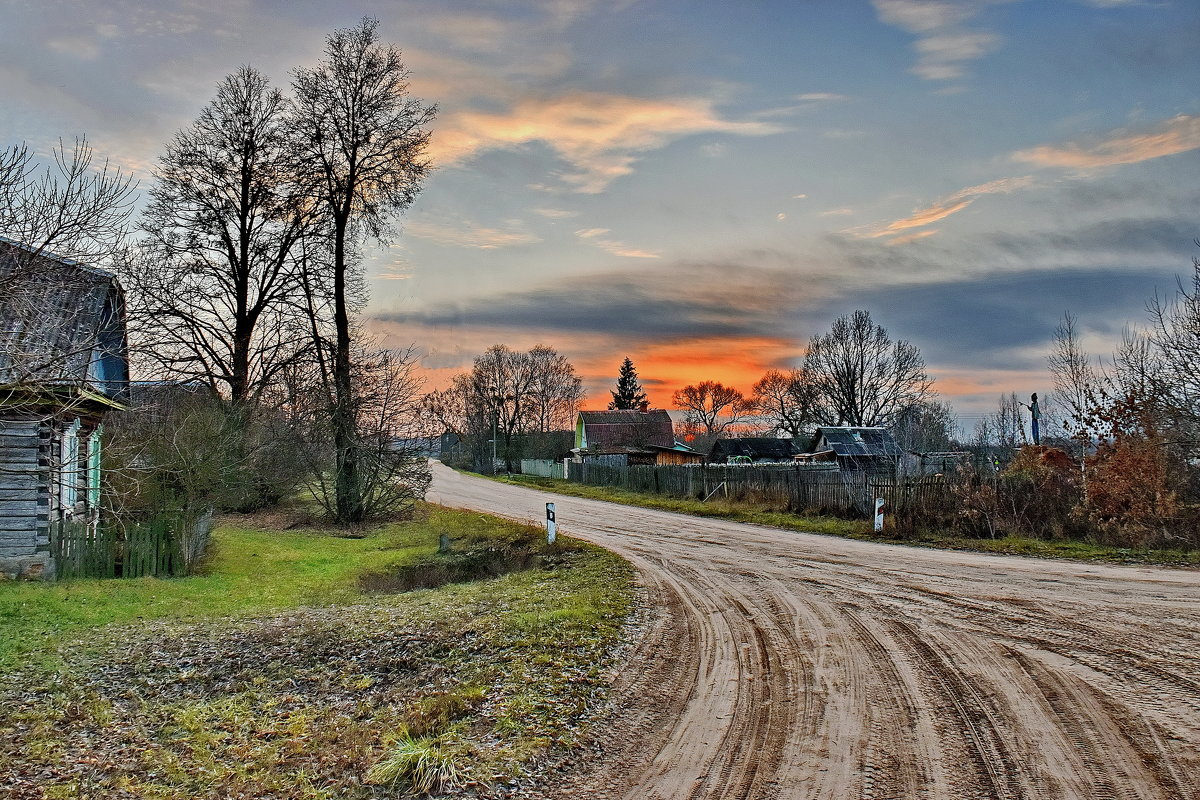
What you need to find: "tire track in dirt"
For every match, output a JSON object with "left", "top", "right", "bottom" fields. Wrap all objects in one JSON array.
[
  {"left": 429, "top": 464, "right": 1200, "bottom": 800},
  {"left": 1007, "top": 646, "right": 1177, "bottom": 800}
]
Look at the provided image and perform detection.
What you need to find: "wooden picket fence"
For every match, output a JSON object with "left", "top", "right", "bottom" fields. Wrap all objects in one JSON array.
[
  {"left": 50, "top": 511, "right": 213, "bottom": 580},
  {"left": 568, "top": 462, "right": 956, "bottom": 519}
]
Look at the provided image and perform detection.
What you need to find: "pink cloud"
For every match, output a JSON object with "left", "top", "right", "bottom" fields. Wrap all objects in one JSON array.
[{"left": 1013, "top": 115, "right": 1200, "bottom": 169}]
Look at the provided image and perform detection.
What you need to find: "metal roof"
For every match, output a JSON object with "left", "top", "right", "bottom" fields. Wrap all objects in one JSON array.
[{"left": 814, "top": 426, "right": 905, "bottom": 458}]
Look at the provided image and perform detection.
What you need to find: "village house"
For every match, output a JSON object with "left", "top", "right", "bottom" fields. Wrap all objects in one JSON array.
[
  {"left": 708, "top": 437, "right": 805, "bottom": 464},
  {"left": 796, "top": 426, "right": 906, "bottom": 473},
  {"left": 571, "top": 408, "right": 702, "bottom": 466},
  {"left": 0, "top": 240, "right": 129, "bottom": 579}
]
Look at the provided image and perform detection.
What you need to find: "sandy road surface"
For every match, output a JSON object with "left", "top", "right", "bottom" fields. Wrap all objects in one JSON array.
[{"left": 429, "top": 464, "right": 1200, "bottom": 800}]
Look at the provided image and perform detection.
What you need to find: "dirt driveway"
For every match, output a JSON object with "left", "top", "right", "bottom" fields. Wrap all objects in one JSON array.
[{"left": 429, "top": 464, "right": 1200, "bottom": 800}]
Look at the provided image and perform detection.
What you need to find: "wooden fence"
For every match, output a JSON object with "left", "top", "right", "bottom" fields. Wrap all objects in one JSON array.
[
  {"left": 520, "top": 459, "right": 566, "bottom": 479},
  {"left": 568, "top": 462, "right": 956, "bottom": 518},
  {"left": 50, "top": 511, "right": 213, "bottom": 580}
]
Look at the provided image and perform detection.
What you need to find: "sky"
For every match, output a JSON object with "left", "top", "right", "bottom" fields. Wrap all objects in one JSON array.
[{"left": 2, "top": 0, "right": 1198, "bottom": 422}]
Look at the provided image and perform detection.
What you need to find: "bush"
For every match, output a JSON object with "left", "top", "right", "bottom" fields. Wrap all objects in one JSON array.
[
  {"left": 103, "top": 387, "right": 304, "bottom": 516},
  {"left": 951, "top": 446, "right": 1084, "bottom": 540},
  {"left": 1085, "top": 432, "right": 1199, "bottom": 548}
]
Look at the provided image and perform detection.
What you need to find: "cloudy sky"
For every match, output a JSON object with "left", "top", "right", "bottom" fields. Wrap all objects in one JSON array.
[{"left": 3, "top": 0, "right": 1198, "bottom": 418}]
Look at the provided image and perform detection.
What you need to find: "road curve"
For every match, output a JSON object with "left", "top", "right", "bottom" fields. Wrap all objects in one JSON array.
[{"left": 429, "top": 463, "right": 1200, "bottom": 800}]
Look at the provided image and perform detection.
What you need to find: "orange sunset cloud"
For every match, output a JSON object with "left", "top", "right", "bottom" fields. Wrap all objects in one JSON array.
[
  {"left": 574, "top": 336, "right": 804, "bottom": 410},
  {"left": 429, "top": 91, "right": 784, "bottom": 193}
]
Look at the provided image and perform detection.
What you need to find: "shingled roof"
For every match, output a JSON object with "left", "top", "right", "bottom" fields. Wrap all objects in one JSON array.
[
  {"left": 575, "top": 409, "right": 674, "bottom": 451},
  {"left": 0, "top": 239, "right": 129, "bottom": 401}
]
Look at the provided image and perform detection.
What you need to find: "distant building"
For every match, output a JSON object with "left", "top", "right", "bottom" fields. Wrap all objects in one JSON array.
[
  {"left": 798, "top": 426, "right": 905, "bottom": 472},
  {"left": 574, "top": 409, "right": 674, "bottom": 450},
  {"left": 571, "top": 409, "right": 701, "bottom": 466},
  {"left": 709, "top": 437, "right": 805, "bottom": 464},
  {"left": 0, "top": 240, "right": 129, "bottom": 579}
]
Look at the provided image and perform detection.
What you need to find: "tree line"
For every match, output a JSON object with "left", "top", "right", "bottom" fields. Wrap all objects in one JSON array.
[{"left": 429, "top": 309, "right": 952, "bottom": 471}]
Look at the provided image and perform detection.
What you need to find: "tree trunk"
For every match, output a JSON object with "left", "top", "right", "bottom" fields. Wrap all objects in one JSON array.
[{"left": 332, "top": 217, "right": 362, "bottom": 523}]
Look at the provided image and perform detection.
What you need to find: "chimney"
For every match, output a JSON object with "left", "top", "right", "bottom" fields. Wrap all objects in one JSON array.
[{"left": 639, "top": 400, "right": 650, "bottom": 413}]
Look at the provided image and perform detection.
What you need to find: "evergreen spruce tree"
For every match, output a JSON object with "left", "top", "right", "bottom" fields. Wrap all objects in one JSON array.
[{"left": 609, "top": 357, "right": 649, "bottom": 410}]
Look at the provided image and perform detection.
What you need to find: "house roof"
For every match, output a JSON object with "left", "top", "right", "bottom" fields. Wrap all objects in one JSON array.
[
  {"left": 577, "top": 409, "right": 674, "bottom": 450},
  {"left": 814, "top": 426, "right": 905, "bottom": 458},
  {"left": 710, "top": 437, "right": 804, "bottom": 461},
  {"left": 0, "top": 239, "right": 129, "bottom": 400}
]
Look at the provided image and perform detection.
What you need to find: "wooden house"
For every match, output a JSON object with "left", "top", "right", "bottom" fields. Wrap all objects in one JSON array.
[
  {"left": 646, "top": 442, "right": 705, "bottom": 465},
  {"left": 0, "top": 240, "right": 129, "bottom": 579},
  {"left": 709, "top": 437, "right": 805, "bottom": 464},
  {"left": 797, "top": 426, "right": 905, "bottom": 473},
  {"left": 571, "top": 409, "right": 700, "bottom": 466}
]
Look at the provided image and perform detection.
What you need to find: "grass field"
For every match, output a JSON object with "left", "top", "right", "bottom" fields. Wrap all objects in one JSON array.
[
  {"left": 490, "top": 473, "right": 1200, "bottom": 567},
  {"left": 0, "top": 505, "right": 635, "bottom": 799}
]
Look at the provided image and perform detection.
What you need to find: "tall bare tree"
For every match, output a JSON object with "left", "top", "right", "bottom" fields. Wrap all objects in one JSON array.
[
  {"left": 673, "top": 380, "right": 749, "bottom": 441},
  {"left": 1047, "top": 312, "right": 1100, "bottom": 445},
  {"left": 424, "top": 344, "right": 583, "bottom": 473},
  {"left": 133, "top": 67, "right": 315, "bottom": 406},
  {"left": 525, "top": 345, "right": 584, "bottom": 433},
  {"left": 750, "top": 368, "right": 821, "bottom": 438},
  {"left": 290, "top": 18, "right": 436, "bottom": 522},
  {"left": 467, "top": 344, "right": 531, "bottom": 473},
  {"left": 803, "top": 310, "right": 932, "bottom": 427}
]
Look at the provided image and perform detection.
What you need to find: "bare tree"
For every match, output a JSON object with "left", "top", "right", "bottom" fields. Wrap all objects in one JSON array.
[
  {"left": 750, "top": 368, "right": 820, "bottom": 438},
  {"left": 425, "top": 344, "right": 584, "bottom": 472},
  {"left": 803, "top": 310, "right": 932, "bottom": 427},
  {"left": 1047, "top": 312, "right": 1100, "bottom": 446},
  {"left": 891, "top": 400, "right": 958, "bottom": 453},
  {"left": 975, "top": 392, "right": 1026, "bottom": 453},
  {"left": 673, "top": 380, "right": 749, "bottom": 440},
  {"left": 132, "top": 67, "right": 315, "bottom": 406},
  {"left": 283, "top": 338, "right": 430, "bottom": 520},
  {"left": 1144, "top": 253, "right": 1200, "bottom": 453},
  {"left": 468, "top": 345, "right": 531, "bottom": 473},
  {"left": 525, "top": 345, "right": 583, "bottom": 434},
  {"left": 0, "top": 138, "right": 134, "bottom": 272},
  {"left": 290, "top": 18, "right": 436, "bottom": 523}
]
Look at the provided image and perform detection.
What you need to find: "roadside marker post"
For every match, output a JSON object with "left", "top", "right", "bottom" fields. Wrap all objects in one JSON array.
[
  {"left": 546, "top": 502, "right": 557, "bottom": 544},
  {"left": 874, "top": 498, "right": 885, "bottom": 533}
]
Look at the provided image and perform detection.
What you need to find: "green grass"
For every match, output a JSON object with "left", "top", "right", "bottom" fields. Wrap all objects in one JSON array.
[
  {"left": 0, "top": 505, "right": 635, "bottom": 798},
  {"left": 490, "top": 473, "right": 1200, "bottom": 567},
  {"left": 0, "top": 524, "right": 427, "bottom": 672}
]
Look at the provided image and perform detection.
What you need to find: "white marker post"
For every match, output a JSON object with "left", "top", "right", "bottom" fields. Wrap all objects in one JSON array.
[
  {"left": 546, "top": 502, "right": 557, "bottom": 545},
  {"left": 874, "top": 497, "right": 885, "bottom": 533}
]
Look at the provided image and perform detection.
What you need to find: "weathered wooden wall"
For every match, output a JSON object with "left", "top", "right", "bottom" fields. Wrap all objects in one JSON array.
[{"left": 0, "top": 418, "right": 52, "bottom": 577}]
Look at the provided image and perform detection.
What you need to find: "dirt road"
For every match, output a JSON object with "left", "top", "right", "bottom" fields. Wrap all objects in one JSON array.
[{"left": 429, "top": 464, "right": 1200, "bottom": 800}]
